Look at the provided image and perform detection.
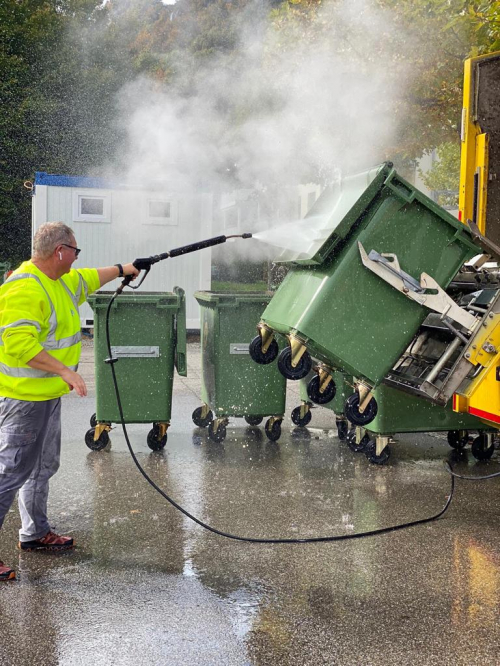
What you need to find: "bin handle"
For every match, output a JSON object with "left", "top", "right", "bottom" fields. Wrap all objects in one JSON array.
[
  {"left": 174, "top": 286, "right": 187, "bottom": 377},
  {"left": 383, "top": 170, "right": 416, "bottom": 204}
]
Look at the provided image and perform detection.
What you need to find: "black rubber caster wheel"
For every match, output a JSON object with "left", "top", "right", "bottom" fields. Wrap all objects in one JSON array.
[
  {"left": 336, "top": 419, "right": 348, "bottom": 441},
  {"left": 344, "top": 393, "right": 378, "bottom": 426},
  {"left": 291, "top": 405, "right": 312, "bottom": 427},
  {"left": 447, "top": 430, "right": 469, "bottom": 450},
  {"left": 249, "top": 336, "right": 279, "bottom": 365},
  {"left": 346, "top": 428, "right": 371, "bottom": 453},
  {"left": 90, "top": 413, "right": 97, "bottom": 428},
  {"left": 208, "top": 421, "right": 227, "bottom": 443},
  {"left": 306, "top": 375, "right": 336, "bottom": 405},
  {"left": 244, "top": 415, "right": 263, "bottom": 426},
  {"left": 265, "top": 419, "right": 282, "bottom": 441},
  {"left": 277, "top": 347, "right": 312, "bottom": 380},
  {"left": 85, "top": 428, "right": 110, "bottom": 451},
  {"left": 471, "top": 433, "right": 495, "bottom": 461},
  {"left": 365, "top": 440, "right": 391, "bottom": 465},
  {"left": 147, "top": 426, "right": 168, "bottom": 451},
  {"left": 192, "top": 406, "right": 213, "bottom": 428}
]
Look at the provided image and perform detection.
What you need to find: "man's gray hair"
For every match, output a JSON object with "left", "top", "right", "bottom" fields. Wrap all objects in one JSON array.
[{"left": 33, "top": 222, "right": 75, "bottom": 260}]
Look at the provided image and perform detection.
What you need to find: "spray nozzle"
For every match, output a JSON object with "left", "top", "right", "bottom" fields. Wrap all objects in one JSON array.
[{"left": 225, "top": 232, "right": 252, "bottom": 240}]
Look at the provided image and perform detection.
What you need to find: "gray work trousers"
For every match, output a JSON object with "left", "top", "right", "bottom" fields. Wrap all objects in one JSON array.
[{"left": 0, "top": 397, "right": 61, "bottom": 542}]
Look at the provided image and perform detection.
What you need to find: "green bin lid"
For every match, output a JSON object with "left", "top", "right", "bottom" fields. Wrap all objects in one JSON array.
[
  {"left": 194, "top": 291, "right": 273, "bottom": 306},
  {"left": 88, "top": 291, "right": 181, "bottom": 309}
]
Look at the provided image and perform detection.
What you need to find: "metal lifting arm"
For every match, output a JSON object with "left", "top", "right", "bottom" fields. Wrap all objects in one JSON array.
[{"left": 358, "top": 242, "right": 478, "bottom": 332}]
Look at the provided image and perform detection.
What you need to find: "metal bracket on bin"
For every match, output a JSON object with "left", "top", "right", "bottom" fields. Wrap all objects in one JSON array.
[
  {"left": 110, "top": 346, "right": 160, "bottom": 358},
  {"left": 358, "top": 243, "right": 479, "bottom": 333},
  {"left": 257, "top": 323, "right": 275, "bottom": 354},
  {"left": 314, "top": 363, "right": 334, "bottom": 394},
  {"left": 230, "top": 343, "right": 250, "bottom": 355},
  {"left": 300, "top": 402, "right": 311, "bottom": 419},
  {"left": 375, "top": 435, "right": 392, "bottom": 457},
  {"left": 356, "top": 381, "right": 373, "bottom": 415},
  {"left": 289, "top": 335, "right": 307, "bottom": 368},
  {"left": 94, "top": 422, "right": 111, "bottom": 440},
  {"left": 156, "top": 422, "right": 169, "bottom": 440}
]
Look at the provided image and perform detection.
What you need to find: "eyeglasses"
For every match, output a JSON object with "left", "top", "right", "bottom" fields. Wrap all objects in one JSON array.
[{"left": 61, "top": 244, "right": 81, "bottom": 257}]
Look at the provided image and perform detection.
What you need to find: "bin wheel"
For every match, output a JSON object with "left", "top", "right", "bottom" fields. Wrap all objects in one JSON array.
[
  {"left": 344, "top": 393, "right": 378, "bottom": 426},
  {"left": 471, "top": 433, "right": 495, "bottom": 461},
  {"left": 90, "top": 413, "right": 97, "bottom": 428},
  {"left": 245, "top": 415, "right": 263, "bottom": 426},
  {"left": 208, "top": 421, "right": 227, "bottom": 443},
  {"left": 265, "top": 418, "right": 282, "bottom": 442},
  {"left": 336, "top": 419, "right": 348, "bottom": 441},
  {"left": 147, "top": 427, "right": 168, "bottom": 451},
  {"left": 277, "top": 347, "right": 312, "bottom": 380},
  {"left": 291, "top": 406, "right": 312, "bottom": 427},
  {"left": 249, "top": 336, "right": 279, "bottom": 365},
  {"left": 192, "top": 406, "right": 213, "bottom": 428},
  {"left": 365, "top": 440, "right": 391, "bottom": 465},
  {"left": 306, "top": 375, "right": 336, "bottom": 405},
  {"left": 346, "top": 428, "right": 371, "bottom": 453},
  {"left": 447, "top": 430, "right": 469, "bottom": 450},
  {"left": 85, "top": 428, "right": 110, "bottom": 452}
]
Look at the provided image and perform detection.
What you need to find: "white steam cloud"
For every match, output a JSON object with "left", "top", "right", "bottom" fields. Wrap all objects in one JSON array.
[{"left": 114, "top": 0, "right": 413, "bottom": 191}]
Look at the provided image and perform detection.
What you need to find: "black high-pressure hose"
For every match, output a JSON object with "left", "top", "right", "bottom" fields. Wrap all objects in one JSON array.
[{"left": 102, "top": 233, "right": 459, "bottom": 544}]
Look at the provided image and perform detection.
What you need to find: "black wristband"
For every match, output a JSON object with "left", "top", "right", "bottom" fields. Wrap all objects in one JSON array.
[{"left": 115, "top": 263, "right": 124, "bottom": 278}]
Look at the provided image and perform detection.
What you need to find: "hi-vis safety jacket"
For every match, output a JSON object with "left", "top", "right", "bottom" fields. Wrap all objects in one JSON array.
[{"left": 0, "top": 261, "right": 100, "bottom": 401}]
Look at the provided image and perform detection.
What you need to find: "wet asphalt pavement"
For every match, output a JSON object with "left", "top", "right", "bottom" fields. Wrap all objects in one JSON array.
[{"left": 1, "top": 341, "right": 500, "bottom": 665}]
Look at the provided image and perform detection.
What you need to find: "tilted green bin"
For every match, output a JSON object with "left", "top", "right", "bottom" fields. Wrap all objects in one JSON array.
[
  {"left": 252, "top": 162, "right": 480, "bottom": 425},
  {"left": 85, "top": 289, "right": 187, "bottom": 451},
  {"left": 356, "top": 383, "right": 487, "bottom": 463},
  {"left": 296, "top": 376, "right": 485, "bottom": 464},
  {"left": 193, "top": 291, "right": 286, "bottom": 443}
]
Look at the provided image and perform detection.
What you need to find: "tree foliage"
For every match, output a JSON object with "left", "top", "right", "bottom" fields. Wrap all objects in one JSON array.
[{"left": 418, "top": 142, "right": 461, "bottom": 207}]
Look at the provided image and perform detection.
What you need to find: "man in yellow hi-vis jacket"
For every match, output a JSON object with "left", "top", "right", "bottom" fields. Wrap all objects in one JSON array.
[{"left": 0, "top": 222, "right": 139, "bottom": 581}]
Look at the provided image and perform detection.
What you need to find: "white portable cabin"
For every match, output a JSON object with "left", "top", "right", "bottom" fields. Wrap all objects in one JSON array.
[{"left": 32, "top": 173, "right": 214, "bottom": 329}]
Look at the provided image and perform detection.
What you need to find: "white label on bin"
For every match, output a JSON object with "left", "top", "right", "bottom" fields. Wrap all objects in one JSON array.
[
  {"left": 110, "top": 346, "right": 160, "bottom": 358},
  {"left": 230, "top": 343, "right": 250, "bottom": 355}
]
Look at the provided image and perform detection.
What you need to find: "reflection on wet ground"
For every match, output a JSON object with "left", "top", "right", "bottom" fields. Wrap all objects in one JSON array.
[{"left": 1, "top": 391, "right": 500, "bottom": 665}]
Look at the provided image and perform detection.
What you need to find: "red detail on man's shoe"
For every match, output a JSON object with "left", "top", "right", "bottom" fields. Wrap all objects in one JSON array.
[
  {"left": 38, "top": 531, "right": 74, "bottom": 547},
  {"left": 0, "top": 561, "right": 16, "bottom": 581},
  {"left": 19, "top": 531, "right": 74, "bottom": 551}
]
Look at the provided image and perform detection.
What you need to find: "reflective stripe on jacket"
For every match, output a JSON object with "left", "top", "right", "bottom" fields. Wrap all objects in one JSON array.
[{"left": 0, "top": 261, "right": 100, "bottom": 401}]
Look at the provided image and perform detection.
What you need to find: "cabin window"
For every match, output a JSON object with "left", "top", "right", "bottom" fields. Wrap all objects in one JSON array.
[
  {"left": 73, "top": 191, "right": 110, "bottom": 222},
  {"left": 143, "top": 198, "right": 177, "bottom": 226}
]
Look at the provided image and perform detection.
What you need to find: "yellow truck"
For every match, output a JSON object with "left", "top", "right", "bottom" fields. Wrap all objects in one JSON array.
[
  {"left": 452, "top": 51, "right": 500, "bottom": 429},
  {"left": 371, "top": 51, "right": 500, "bottom": 447}
]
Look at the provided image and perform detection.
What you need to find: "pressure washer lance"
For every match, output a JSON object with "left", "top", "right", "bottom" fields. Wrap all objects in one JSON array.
[
  {"left": 103, "top": 231, "right": 493, "bottom": 544},
  {"left": 117, "top": 233, "right": 253, "bottom": 293}
]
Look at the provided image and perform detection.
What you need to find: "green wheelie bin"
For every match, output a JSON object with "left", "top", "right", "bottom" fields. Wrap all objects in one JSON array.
[
  {"left": 86, "top": 288, "right": 187, "bottom": 451},
  {"left": 250, "top": 162, "right": 480, "bottom": 427},
  {"left": 292, "top": 370, "right": 488, "bottom": 464},
  {"left": 345, "top": 381, "right": 491, "bottom": 465},
  {"left": 193, "top": 291, "right": 286, "bottom": 443}
]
